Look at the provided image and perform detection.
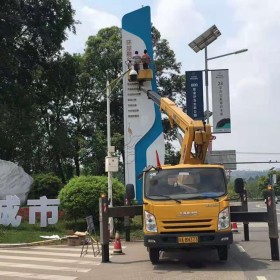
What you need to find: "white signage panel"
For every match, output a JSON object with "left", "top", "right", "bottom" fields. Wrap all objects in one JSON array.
[{"left": 211, "top": 69, "right": 231, "bottom": 133}]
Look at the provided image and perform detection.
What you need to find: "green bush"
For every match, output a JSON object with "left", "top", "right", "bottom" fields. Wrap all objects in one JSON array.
[
  {"left": 28, "top": 173, "right": 63, "bottom": 200},
  {"left": 58, "top": 176, "right": 125, "bottom": 221}
]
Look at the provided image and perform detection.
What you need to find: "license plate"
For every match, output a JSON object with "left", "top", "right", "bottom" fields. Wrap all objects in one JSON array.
[{"left": 178, "top": 236, "right": 198, "bottom": 243}]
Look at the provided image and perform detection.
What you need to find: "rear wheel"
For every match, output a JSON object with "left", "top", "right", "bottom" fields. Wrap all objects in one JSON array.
[
  {"left": 149, "top": 248, "right": 160, "bottom": 264},
  {"left": 217, "top": 245, "right": 228, "bottom": 261}
]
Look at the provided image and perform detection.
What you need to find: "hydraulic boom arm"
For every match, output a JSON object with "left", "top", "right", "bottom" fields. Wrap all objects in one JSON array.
[{"left": 145, "top": 89, "right": 212, "bottom": 164}]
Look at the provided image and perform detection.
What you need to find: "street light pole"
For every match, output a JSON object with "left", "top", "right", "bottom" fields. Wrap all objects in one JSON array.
[
  {"left": 208, "top": 49, "right": 248, "bottom": 61},
  {"left": 105, "top": 68, "right": 133, "bottom": 237},
  {"left": 106, "top": 80, "right": 113, "bottom": 209},
  {"left": 106, "top": 79, "right": 114, "bottom": 237}
]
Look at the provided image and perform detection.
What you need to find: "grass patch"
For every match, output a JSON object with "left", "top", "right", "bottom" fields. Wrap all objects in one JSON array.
[
  {"left": 0, "top": 216, "right": 144, "bottom": 244},
  {"left": 0, "top": 217, "right": 90, "bottom": 244},
  {"left": 0, "top": 221, "right": 66, "bottom": 244}
]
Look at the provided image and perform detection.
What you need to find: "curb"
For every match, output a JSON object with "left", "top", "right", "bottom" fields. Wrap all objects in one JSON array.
[{"left": 0, "top": 237, "right": 67, "bottom": 248}]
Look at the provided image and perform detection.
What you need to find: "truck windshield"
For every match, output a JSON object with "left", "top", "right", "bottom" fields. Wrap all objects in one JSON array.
[{"left": 144, "top": 168, "right": 226, "bottom": 201}]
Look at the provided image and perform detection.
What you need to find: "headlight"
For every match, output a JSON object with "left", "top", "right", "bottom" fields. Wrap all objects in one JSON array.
[
  {"left": 218, "top": 207, "right": 230, "bottom": 230},
  {"left": 145, "top": 211, "right": 157, "bottom": 232}
]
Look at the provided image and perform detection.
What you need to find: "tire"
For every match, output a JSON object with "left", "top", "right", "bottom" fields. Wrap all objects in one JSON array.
[
  {"left": 217, "top": 245, "right": 228, "bottom": 261},
  {"left": 149, "top": 248, "right": 160, "bottom": 264}
]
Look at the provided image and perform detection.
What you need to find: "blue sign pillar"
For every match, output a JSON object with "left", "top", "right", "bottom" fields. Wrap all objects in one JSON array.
[
  {"left": 186, "top": 71, "right": 204, "bottom": 120},
  {"left": 122, "top": 7, "right": 165, "bottom": 203}
]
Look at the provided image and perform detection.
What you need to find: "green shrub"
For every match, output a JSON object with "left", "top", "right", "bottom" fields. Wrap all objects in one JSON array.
[
  {"left": 58, "top": 176, "right": 125, "bottom": 221},
  {"left": 28, "top": 173, "right": 63, "bottom": 200}
]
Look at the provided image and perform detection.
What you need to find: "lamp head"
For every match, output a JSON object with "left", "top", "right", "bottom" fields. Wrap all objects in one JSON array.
[{"left": 129, "top": 69, "right": 138, "bottom": 82}]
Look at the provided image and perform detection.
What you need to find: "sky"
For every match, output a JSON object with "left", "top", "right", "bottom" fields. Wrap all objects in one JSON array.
[{"left": 63, "top": 0, "right": 280, "bottom": 171}]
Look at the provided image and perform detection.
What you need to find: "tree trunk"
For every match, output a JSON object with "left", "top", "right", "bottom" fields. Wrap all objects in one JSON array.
[
  {"left": 55, "top": 154, "right": 66, "bottom": 184},
  {"left": 74, "top": 155, "right": 80, "bottom": 176}
]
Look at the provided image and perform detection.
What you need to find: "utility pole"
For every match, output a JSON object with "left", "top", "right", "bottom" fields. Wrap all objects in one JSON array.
[{"left": 106, "top": 80, "right": 114, "bottom": 237}]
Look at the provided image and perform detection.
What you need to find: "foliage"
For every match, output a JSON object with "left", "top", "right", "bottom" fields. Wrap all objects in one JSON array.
[
  {"left": 245, "top": 177, "right": 263, "bottom": 199},
  {"left": 229, "top": 172, "right": 280, "bottom": 200},
  {"left": 58, "top": 176, "right": 125, "bottom": 220},
  {"left": 28, "top": 173, "right": 64, "bottom": 200},
  {"left": 0, "top": 0, "right": 76, "bottom": 175},
  {"left": 227, "top": 180, "right": 237, "bottom": 199},
  {"left": 164, "top": 142, "right": 180, "bottom": 165},
  {"left": 257, "top": 171, "right": 280, "bottom": 198},
  {"left": 0, "top": 0, "right": 76, "bottom": 92}
]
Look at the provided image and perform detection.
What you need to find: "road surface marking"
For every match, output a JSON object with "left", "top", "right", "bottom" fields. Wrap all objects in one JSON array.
[
  {"left": 29, "top": 245, "right": 122, "bottom": 252},
  {"left": 237, "top": 222, "right": 280, "bottom": 228},
  {"left": 256, "top": 276, "right": 267, "bottom": 280},
  {"left": 0, "top": 271, "right": 77, "bottom": 280},
  {"left": 0, "top": 249, "right": 101, "bottom": 258},
  {"left": 236, "top": 244, "right": 245, "bottom": 252},
  {"left": 0, "top": 261, "right": 91, "bottom": 272},
  {"left": 0, "top": 255, "right": 96, "bottom": 265}
]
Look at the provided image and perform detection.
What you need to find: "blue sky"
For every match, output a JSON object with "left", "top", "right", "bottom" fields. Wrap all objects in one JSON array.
[{"left": 63, "top": 0, "right": 280, "bottom": 171}]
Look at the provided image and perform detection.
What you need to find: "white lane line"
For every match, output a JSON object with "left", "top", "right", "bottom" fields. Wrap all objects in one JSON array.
[
  {"left": 237, "top": 223, "right": 280, "bottom": 228},
  {"left": 29, "top": 245, "right": 119, "bottom": 252},
  {"left": 256, "top": 276, "right": 267, "bottom": 280},
  {"left": 0, "top": 271, "right": 77, "bottom": 280},
  {"left": 256, "top": 204, "right": 280, "bottom": 212},
  {"left": 236, "top": 244, "right": 246, "bottom": 253},
  {"left": 0, "top": 261, "right": 91, "bottom": 273},
  {"left": 0, "top": 249, "right": 101, "bottom": 258},
  {"left": 0, "top": 255, "right": 95, "bottom": 265}
]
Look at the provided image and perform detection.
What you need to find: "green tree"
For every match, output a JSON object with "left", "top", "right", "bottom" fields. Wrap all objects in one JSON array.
[
  {"left": 28, "top": 173, "right": 63, "bottom": 200},
  {"left": 245, "top": 178, "right": 262, "bottom": 199},
  {"left": 0, "top": 0, "right": 76, "bottom": 90},
  {"left": 34, "top": 53, "right": 104, "bottom": 181},
  {"left": 0, "top": 0, "right": 76, "bottom": 174},
  {"left": 257, "top": 171, "right": 280, "bottom": 198},
  {"left": 83, "top": 27, "right": 123, "bottom": 174},
  {"left": 58, "top": 176, "right": 125, "bottom": 220}
]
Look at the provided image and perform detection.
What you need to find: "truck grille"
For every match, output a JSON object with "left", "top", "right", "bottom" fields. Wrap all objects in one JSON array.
[{"left": 160, "top": 219, "right": 214, "bottom": 232}]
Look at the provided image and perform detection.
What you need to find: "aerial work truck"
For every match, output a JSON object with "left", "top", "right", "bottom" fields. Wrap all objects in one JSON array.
[{"left": 128, "top": 69, "right": 233, "bottom": 264}]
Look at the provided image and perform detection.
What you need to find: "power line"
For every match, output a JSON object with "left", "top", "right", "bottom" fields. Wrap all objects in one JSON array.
[
  {"left": 222, "top": 161, "right": 280, "bottom": 165},
  {"left": 237, "top": 152, "right": 280, "bottom": 155}
]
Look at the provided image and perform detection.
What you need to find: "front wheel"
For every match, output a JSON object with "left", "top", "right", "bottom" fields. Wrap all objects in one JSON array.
[
  {"left": 217, "top": 245, "right": 228, "bottom": 261},
  {"left": 149, "top": 248, "right": 160, "bottom": 264}
]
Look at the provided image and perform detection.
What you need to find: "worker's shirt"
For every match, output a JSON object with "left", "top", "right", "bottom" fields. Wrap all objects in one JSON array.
[
  {"left": 132, "top": 55, "right": 142, "bottom": 64},
  {"left": 142, "top": 54, "right": 151, "bottom": 63}
]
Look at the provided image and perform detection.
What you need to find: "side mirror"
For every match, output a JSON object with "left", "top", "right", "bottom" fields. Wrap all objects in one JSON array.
[
  {"left": 126, "top": 184, "right": 135, "bottom": 200},
  {"left": 234, "top": 178, "right": 245, "bottom": 194},
  {"left": 129, "top": 69, "right": 138, "bottom": 82}
]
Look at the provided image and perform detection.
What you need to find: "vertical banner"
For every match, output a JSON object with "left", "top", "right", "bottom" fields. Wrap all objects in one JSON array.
[
  {"left": 211, "top": 69, "right": 231, "bottom": 133},
  {"left": 122, "top": 7, "right": 165, "bottom": 203},
  {"left": 185, "top": 71, "right": 204, "bottom": 120}
]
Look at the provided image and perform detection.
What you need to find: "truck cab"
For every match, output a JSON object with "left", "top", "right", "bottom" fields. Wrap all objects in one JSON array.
[{"left": 142, "top": 164, "right": 232, "bottom": 264}]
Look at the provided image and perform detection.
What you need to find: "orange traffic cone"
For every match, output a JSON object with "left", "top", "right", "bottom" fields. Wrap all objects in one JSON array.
[
  {"left": 112, "top": 231, "right": 125, "bottom": 255},
  {"left": 232, "top": 222, "right": 239, "bottom": 233}
]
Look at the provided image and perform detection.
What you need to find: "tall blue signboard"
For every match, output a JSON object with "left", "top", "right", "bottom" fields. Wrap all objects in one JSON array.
[
  {"left": 186, "top": 71, "right": 204, "bottom": 120},
  {"left": 122, "top": 7, "right": 165, "bottom": 203}
]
